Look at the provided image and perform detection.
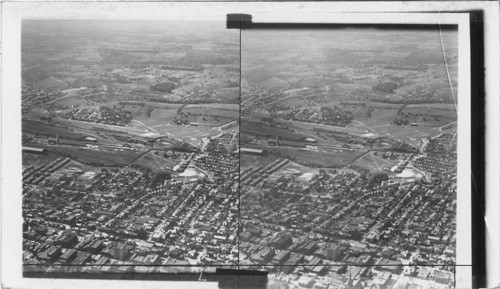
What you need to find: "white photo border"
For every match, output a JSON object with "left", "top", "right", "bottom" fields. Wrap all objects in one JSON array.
[{"left": 2, "top": 2, "right": 493, "bottom": 289}]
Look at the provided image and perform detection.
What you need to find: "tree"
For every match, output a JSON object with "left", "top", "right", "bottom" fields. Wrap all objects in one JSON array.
[{"left": 136, "top": 228, "right": 149, "bottom": 240}]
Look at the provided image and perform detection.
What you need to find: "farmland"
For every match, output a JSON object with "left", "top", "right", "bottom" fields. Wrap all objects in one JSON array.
[
  {"left": 240, "top": 28, "right": 458, "bottom": 178},
  {"left": 21, "top": 20, "right": 241, "bottom": 189}
]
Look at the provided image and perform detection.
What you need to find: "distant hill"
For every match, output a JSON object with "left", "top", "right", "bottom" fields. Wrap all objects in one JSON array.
[
  {"left": 243, "top": 68, "right": 273, "bottom": 84},
  {"left": 259, "top": 77, "right": 290, "bottom": 91},
  {"left": 23, "top": 67, "right": 50, "bottom": 84},
  {"left": 72, "top": 77, "right": 106, "bottom": 88},
  {"left": 36, "top": 77, "right": 68, "bottom": 90}
]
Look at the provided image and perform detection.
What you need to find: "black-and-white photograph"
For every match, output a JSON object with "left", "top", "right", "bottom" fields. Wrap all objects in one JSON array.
[
  {"left": 239, "top": 25, "right": 459, "bottom": 288},
  {"left": 20, "top": 19, "right": 241, "bottom": 271},
  {"left": 2, "top": 2, "right": 499, "bottom": 289}
]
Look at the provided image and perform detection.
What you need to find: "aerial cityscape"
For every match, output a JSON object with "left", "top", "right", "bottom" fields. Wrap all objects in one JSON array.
[
  {"left": 238, "top": 28, "right": 457, "bottom": 289},
  {"left": 21, "top": 20, "right": 458, "bottom": 289}
]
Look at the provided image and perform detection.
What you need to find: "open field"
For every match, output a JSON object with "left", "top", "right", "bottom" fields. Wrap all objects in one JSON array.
[
  {"left": 352, "top": 109, "right": 398, "bottom": 128},
  {"left": 280, "top": 162, "right": 313, "bottom": 176},
  {"left": 159, "top": 124, "right": 221, "bottom": 140},
  {"left": 267, "top": 163, "right": 316, "bottom": 182},
  {"left": 129, "top": 103, "right": 238, "bottom": 135},
  {"left": 133, "top": 108, "right": 179, "bottom": 128},
  {"left": 180, "top": 107, "right": 238, "bottom": 124},
  {"left": 352, "top": 151, "right": 400, "bottom": 172},
  {"left": 362, "top": 123, "right": 442, "bottom": 141},
  {"left": 247, "top": 145, "right": 365, "bottom": 167},
  {"left": 132, "top": 151, "right": 177, "bottom": 172},
  {"left": 22, "top": 152, "right": 60, "bottom": 167},
  {"left": 240, "top": 154, "right": 279, "bottom": 169},
  {"left": 45, "top": 146, "right": 146, "bottom": 166}
]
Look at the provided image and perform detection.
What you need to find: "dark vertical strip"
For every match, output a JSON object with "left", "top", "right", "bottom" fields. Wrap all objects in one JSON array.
[
  {"left": 454, "top": 265, "right": 456, "bottom": 288},
  {"left": 237, "top": 14, "right": 242, "bottom": 289},
  {"left": 470, "top": 10, "right": 486, "bottom": 289}
]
